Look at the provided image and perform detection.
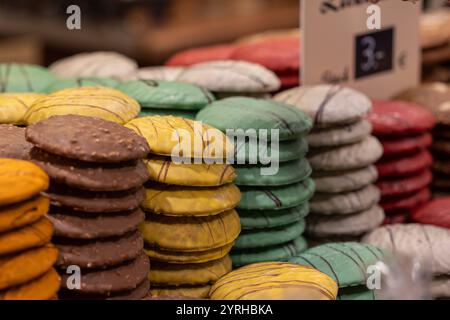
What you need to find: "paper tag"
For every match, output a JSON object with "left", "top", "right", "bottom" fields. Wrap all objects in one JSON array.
[{"left": 301, "top": 0, "right": 421, "bottom": 99}]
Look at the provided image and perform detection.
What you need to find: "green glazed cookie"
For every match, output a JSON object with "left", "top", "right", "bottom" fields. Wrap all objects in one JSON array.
[
  {"left": 234, "top": 137, "right": 308, "bottom": 163},
  {"left": 196, "top": 97, "right": 312, "bottom": 141},
  {"left": 238, "top": 179, "right": 315, "bottom": 210},
  {"left": 0, "top": 64, "right": 56, "bottom": 92},
  {"left": 117, "top": 80, "right": 214, "bottom": 110},
  {"left": 290, "top": 242, "right": 388, "bottom": 289},
  {"left": 239, "top": 202, "right": 309, "bottom": 230},
  {"left": 139, "top": 108, "right": 197, "bottom": 120},
  {"left": 235, "top": 158, "right": 312, "bottom": 186},
  {"left": 231, "top": 236, "right": 307, "bottom": 266},
  {"left": 234, "top": 220, "right": 305, "bottom": 249},
  {"left": 338, "top": 287, "right": 377, "bottom": 300},
  {"left": 43, "top": 77, "right": 120, "bottom": 93}
]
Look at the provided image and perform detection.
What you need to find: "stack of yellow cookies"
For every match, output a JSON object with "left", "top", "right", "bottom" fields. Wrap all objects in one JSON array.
[
  {"left": 0, "top": 158, "right": 60, "bottom": 300},
  {"left": 125, "top": 116, "right": 242, "bottom": 299}
]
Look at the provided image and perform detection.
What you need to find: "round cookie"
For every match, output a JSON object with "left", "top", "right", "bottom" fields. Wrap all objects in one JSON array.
[
  {"left": 24, "top": 86, "right": 141, "bottom": 125},
  {"left": 142, "top": 183, "right": 240, "bottom": 217},
  {"left": 310, "top": 184, "right": 380, "bottom": 215},
  {"left": 45, "top": 184, "right": 145, "bottom": 213},
  {"left": 376, "top": 150, "right": 433, "bottom": 178},
  {"left": 149, "top": 255, "right": 232, "bottom": 286},
  {"left": 139, "top": 108, "right": 196, "bottom": 119},
  {"left": 308, "top": 136, "right": 383, "bottom": 171},
  {"left": 231, "top": 236, "right": 307, "bottom": 266},
  {"left": 239, "top": 202, "right": 309, "bottom": 230},
  {"left": 234, "top": 220, "right": 305, "bottom": 249},
  {"left": 150, "top": 285, "right": 211, "bottom": 299},
  {"left": 238, "top": 179, "right": 315, "bottom": 211},
  {"left": 49, "top": 51, "right": 138, "bottom": 78},
  {"left": 145, "top": 242, "right": 233, "bottom": 264},
  {"left": 60, "top": 252, "right": 149, "bottom": 295},
  {"left": 313, "top": 166, "right": 378, "bottom": 193},
  {"left": 134, "top": 66, "right": 185, "bottom": 81},
  {"left": 56, "top": 231, "right": 143, "bottom": 269},
  {"left": 140, "top": 210, "right": 240, "bottom": 252},
  {"left": 307, "top": 120, "right": 372, "bottom": 148},
  {"left": 235, "top": 158, "right": 312, "bottom": 187},
  {"left": 0, "top": 195, "right": 49, "bottom": 233},
  {"left": 290, "top": 242, "right": 388, "bottom": 289},
  {"left": 0, "top": 245, "right": 58, "bottom": 290},
  {"left": 368, "top": 100, "right": 436, "bottom": 136},
  {"left": 377, "top": 170, "right": 433, "bottom": 197},
  {"left": 362, "top": 224, "right": 450, "bottom": 275},
  {"left": 166, "top": 44, "right": 237, "bottom": 66},
  {"left": 0, "top": 63, "right": 56, "bottom": 92},
  {"left": 49, "top": 207, "right": 145, "bottom": 240},
  {"left": 210, "top": 262, "right": 338, "bottom": 300},
  {"left": 30, "top": 148, "right": 149, "bottom": 191},
  {"left": 26, "top": 114, "right": 149, "bottom": 163},
  {"left": 411, "top": 198, "right": 450, "bottom": 229},
  {"left": 125, "top": 116, "right": 233, "bottom": 159},
  {"left": 306, "top": 205, "right": 385, "bottom": 238},
  {"left": 380, "top": 133, "right": 433, "bottom": 156},
  {"left": 116, "top": 80, "right": 214, "bottom": 110},
  {"left": 144, "top": 156, "right": 235, "bottom": 187},
  {"left": 177, "top": 60, "right": 281, "bottom": 93},
  {"left": 43, "top": 77, "right": 120, "bottom": 93},
  {"left": 0, "top": 158, "right": 49, "bottom": 206},
  {"left": 234, "top": 137, "right": 308, "bottom": 163},
  {"left": 197, "top": 97, "right": 312, "bottom": 141},
  {"left": 0, "top": 218, "right": 53, "bottom": 256},
  {"left": 274, "top": 85, "right": 372, "bottom": 127},
  {"left": 381, "top": 188, "right": 431, "bottom": 213},
  {"left": 0, "top": 93, "right": 45, "bottom": 125},
  {"left": 0, "top": 125, "right": 33, "bottom": 160},
  {"left": 0, "top": 268, "right": 60, "bottom": 300}
]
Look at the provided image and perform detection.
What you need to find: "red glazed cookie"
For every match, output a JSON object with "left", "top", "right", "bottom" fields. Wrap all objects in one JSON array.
[
  {"left": 368, "top": 100, "right": 436, "bottom": 136},
  {"left": 383, "top": 212, "right": 409, "bottom": 225},
  {"left": 381, "top": 188, "right": 431, "bottom": 213},
  {"left": 411, "top": 198, "right": 450, "bottom": 229},
  {"left": 376, "top": 150, "right": 433, "bottom": 178},
  {"left": 379, "top": 133, "right": 432, "bottom": 156},
  {"left": 166, "top": 44, "right": 237, "bottom": 67},
  {"left": 377, "top": 170, "right": 433, "bottom": 197}
]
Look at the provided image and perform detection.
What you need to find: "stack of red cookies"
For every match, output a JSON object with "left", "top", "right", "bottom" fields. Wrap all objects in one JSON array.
[
  {"left": 411, "top": 198, "right": 450, "bottom": 229},
  {"left": 367, "top": 100, "right": 436, "bottom": 224}
]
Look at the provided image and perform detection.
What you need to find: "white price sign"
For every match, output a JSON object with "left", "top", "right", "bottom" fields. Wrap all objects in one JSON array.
[{"left": 301, "top": 0, "right": 421, "bottom": 99}]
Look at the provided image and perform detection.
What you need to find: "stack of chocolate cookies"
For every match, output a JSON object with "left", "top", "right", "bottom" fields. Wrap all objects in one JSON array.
[
  {"left": 0, "top": 159, "right": 59, "bottom": 300},
  {"left": 25, "top": 115, "right": 151, "bottom": 300},
  {"left": 125, "top": 116, "right": 241, "bottom": 299},
  {"left": 196, "top": 97, "right": 314, "bottom": 266},
  {"left": 368, "top": 100, "right": 436, "bottom": 224},
  {"left": 275, "top": 85, "right": 384, "bottom": 244}
]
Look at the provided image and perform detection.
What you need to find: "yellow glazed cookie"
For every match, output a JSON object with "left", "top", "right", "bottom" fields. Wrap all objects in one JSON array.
[
  {"left": 143, "top": 183, "right": 241, "bottom": 216},
  {"left": 210, "top": 262, "right": 338, "bottom": 300},
  {"left": 24, "top": 86, "right": 140, "bottom": 125},
  {"left": 149, "top": 255, "right": 232, "bottom": 286},
  {"left": 140, "top": 210, "right": 240, "bottom": 252},
  {"left": 0, "top": 195, "right": 49, "bottom": 233},
  {"left": 0, "top": 159, "right": 49, "bottom": 206},
  {"left": 145, "top": 242, "right": 233, "bottom": 264},
  {"left": 0, "top": 244, "right": 59, "bottom": 290},
  {"left": 0, "top": 93, "right": 45, "bottom": 125},
  {"left": 125, "top": 116, "right": 233, "bottom": 159},
  {"left": 150, "top": 285, "right": 211, "bottom": 299},
  {"left": 144, "top": 155, "right": 235, "bottom": 187},
  {"left": 0, "top": 218, "right": 53, "bottom": 255},
  {"left": 0, "top": 268, "right": 60, "bottom": 300}
]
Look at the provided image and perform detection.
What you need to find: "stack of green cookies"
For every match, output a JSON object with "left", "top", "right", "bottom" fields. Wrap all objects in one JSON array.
[
  {"left": 0, "top": 63, "right": 56, "bottom": 93},
  {"left": 275, "top": 85, "right": 385, "bottom": 244},
  {"left": 197, "top": 97, "right": 314, "bottom": 266},
  {"left": 117, "top": 80, "right": 215, "bottom": 119},
  {"left": 125, "top": 116, "right": 241, "bottom": 298}
]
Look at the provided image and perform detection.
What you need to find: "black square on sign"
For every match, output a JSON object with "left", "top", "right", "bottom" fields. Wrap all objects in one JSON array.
[{"left": 355, "top": 27, "right": 394, "bottom": 79}]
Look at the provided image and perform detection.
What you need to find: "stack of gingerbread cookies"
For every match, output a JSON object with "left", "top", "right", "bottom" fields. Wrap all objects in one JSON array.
[
  {"left": 275, "top": 85, "right": 384, "bottom": 244},
  {"left": 368, "top": 100, "right": 436, "bottom": 224},
  {"left": 26, "top": 115, "right": 151, "bottom": 300},
  {"left": 0, "top": 159, "right": 59, "bottom": 300},
  {"left": 125, "top": 116, "right": 241, "bottom": 299}
]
